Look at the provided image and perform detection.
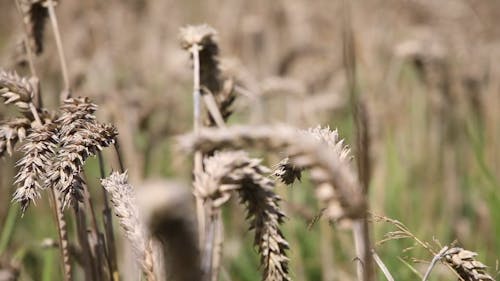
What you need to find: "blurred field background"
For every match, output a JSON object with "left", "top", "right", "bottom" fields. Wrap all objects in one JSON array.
[{"left": 1, "top": 0, "right": 500, "bottom": 280}]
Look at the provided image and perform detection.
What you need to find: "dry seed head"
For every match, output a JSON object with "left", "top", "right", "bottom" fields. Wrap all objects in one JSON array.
[
  {"left": 101, "top": 172, "right": 157, "bottom": 281},
  {"left": 13, "top": 121, "right": 58, "bottom": 213},
  {"left": 0, "top": 70, "right": 34, "bottom": 111},
  {"left": 180, "top": 24, "right": 217, "bottom": 50},
  {"left": 179, "top": 125, "right": 366, "bottom": 221},
  {"left": 274, "top": 126, "right": 351, "bottom": 186},
  {"left": 273, "top": 157, "right": 303, "bottom": 185},
  {"left": 198, "top": 151, "right": 290, "bottom": 281},
  {"left": 47, "top": 97, "right": 117, "bottom": 208},
  {"left": 49, "top": 121, "right": 117, "bottom": 207},
  {"left": 18, "top": 0, "right": 51, "bottom": 55},
  {"left": 180, "top": 24, "right": 223, "bottom": 95},
  {"left": 0, "top": 118, "right": 32, "bottom": 157},
  {"left": 443, "top": 247, "right": 495, "bottom": 281}
]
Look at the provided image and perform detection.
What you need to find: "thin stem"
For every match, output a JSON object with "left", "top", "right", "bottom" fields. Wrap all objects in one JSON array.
[
  {"left": 191, "top": 43, "right": 207, "bottom": 250},
  {"left": 13, "top": 0, "right": 42, "bottom": 108},
  {"left": 211, "top": 211, "right": 223, "bottom": 281},
  {"left": 50, "top": 189, "right": 72, "bottom": 281},
  {"left": 371, "top": 249, "right": 395, "bottom": 281},
  {"left": 98, "top": 152, "right": 120, "bottom": 281},
  {"left": 44, "top": 0, "right": 70, "bottom": 101},
  {"left": 29, "top": 103, "right": 42, "bottom": 125},
  {"left": 13, "top": 0, "right": 37, "bottom": 77},
  {"left": 113, "top": 141, "right": 126, "bottom": 173},
  {"left": 422, "top": 246, "right": 449, "bottom": 281},
  {"left": 73, "top": 202, "right": 97, "bottom": 281},
  {"left": 84, "top": 187, "right": 106, "bottom": 281},
  {"left": 202, "top": 212, "right": 216, "bottom": 280}
]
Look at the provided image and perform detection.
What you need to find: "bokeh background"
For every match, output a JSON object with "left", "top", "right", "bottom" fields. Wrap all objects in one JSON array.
[{"left": 1, "top": 0, "right": 499, "bottom": 280}]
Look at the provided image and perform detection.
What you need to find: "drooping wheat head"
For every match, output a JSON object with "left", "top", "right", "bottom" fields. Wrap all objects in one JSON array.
[
  {"left": 195, "top": 151, "right": 290, "bottom": 281},
  {"left": 180, "top": 125, "right": 366, "bottom": 221},
  {"left": 180, "top": 24, "right": 221, "bottom": 95},
  {"left": 18, "top": 0, "right": 52, "bottom": 55},
  {"left": 274, "top": 126, "right": 351, "bottom": 186}
]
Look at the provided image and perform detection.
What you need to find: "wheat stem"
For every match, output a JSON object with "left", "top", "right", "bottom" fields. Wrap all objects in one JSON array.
[
  {"left": 371, "top": 250, "right": 394, "bottom": 281},
  {"left": 13, "top": 0, "right": 40, "bottom": 107},
  {"left": 98, "top": 152, "right": 120, "bottom": 281},
  {"left": 50, "top": 188, "right": 72, "bottom": 281},
  {"left": 44, "top": 0, "right": 70, "bottom": 100},
  {"left": 422, "top": 246, "right": 449, "bottom": 281},
  {"left": 190, "top": 42, "right": 207, "bottom": 255}
]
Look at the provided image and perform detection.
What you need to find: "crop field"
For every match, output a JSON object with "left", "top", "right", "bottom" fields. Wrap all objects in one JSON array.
[{"left": 0, "top": 1, "right": 499, "bottom": 281}]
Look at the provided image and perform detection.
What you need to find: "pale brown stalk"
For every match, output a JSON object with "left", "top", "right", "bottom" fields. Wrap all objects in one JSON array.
[
  {"left": 342, "top": 0, "right": 374, "bottom": 278},
  {"left": 14, "top": 0, "right": 40, "bottom": 106},
  {"left": 181, "top": 24, "right": 206, "bottom": 249},
  {"left": 43, "top": 0, "right": 70, "bottom": 100},
  {"left": 98, "top": 152, "right": 119, "bottom": 280},
  {"left": 50, "top": 187, "right": 73, "bottom": 281},
  {"left": 180, "top": 25, "right": 236, "bottom": 278}
]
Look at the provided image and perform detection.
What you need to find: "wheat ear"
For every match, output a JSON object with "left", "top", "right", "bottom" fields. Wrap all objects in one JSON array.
[
  {"left": 47, "top": 97, "right": 117, "bottom": 208},
  {"left": 179, "top": 125, "right": 367, "bottom": 221},
  {"left": 13, "top": 121, "right": 58, "bottom": 214},
  {"left": 17, "top": 0, "right": 50, "bottom": 56},
  {"left": 101, "top": 172, "right": 157, "bottom": 281},
  {"left": 0, "top": 118, "right": 32, "bottom": 158},
  {"left": 195, "top": 151, "right": 290, "bottom": 281},
  {"left": 274, "top": 126, "right": 351, "bottom": 185}
]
